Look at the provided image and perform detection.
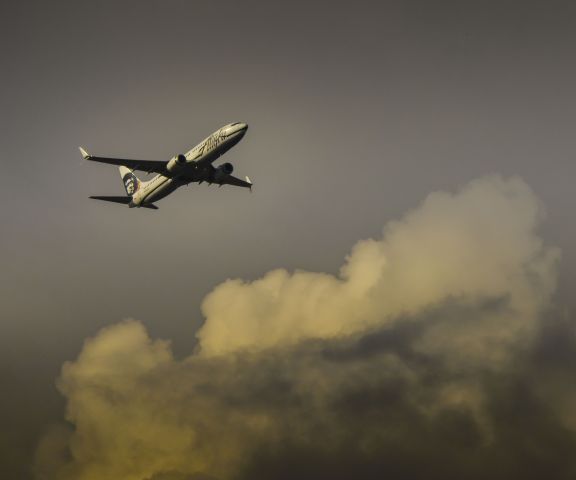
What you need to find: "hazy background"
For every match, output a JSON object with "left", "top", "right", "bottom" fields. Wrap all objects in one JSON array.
[{"left": 1, "top": 1, "right": 575, "bottom": 478}]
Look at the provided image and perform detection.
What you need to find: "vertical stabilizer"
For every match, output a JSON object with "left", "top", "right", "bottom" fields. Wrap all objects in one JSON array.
[{"left": 119, "top": 166, "right": 141, "bottom": 197}]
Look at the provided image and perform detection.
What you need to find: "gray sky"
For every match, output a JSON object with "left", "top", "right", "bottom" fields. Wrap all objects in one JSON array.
[{"left": 1, "top": 1, "right": 576, "bottom": 478}]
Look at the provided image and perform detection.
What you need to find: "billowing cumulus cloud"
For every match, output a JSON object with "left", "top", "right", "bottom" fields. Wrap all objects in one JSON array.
[
  {"left": 198, "top": 175, "right": 558, "bottom": 362},
  {"left": 36, "top": 176, "right": 576, "bottom": 480}
]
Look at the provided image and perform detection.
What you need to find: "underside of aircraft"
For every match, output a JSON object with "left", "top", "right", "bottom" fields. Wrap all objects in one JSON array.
[{"left": 82, "top": 122, "right": 252, "bottom": 209}]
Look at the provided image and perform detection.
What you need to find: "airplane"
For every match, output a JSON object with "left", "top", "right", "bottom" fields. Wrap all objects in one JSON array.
[{"left": 80, "top": 122, "right": 251, "bottom": 209}]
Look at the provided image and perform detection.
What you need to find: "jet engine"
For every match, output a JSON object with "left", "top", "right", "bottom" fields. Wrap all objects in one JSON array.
[
  {"left": 166, "top": 154, "right": 187, "bottom": 173},
  {"left": 213, "top": 162, "right": 234, "bottom": 182}
]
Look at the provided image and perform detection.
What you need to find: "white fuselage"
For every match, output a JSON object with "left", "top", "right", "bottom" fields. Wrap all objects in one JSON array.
[{"left": 130, "top": 123, "right": 247, "bottom": 206}]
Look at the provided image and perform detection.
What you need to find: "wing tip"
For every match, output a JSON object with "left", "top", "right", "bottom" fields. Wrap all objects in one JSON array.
[
  {"left": 245, "top": 176, "right": 253, "bottom": 191},
  {"left": 79, "top": 147, "right": 90, "bottom": 159}
]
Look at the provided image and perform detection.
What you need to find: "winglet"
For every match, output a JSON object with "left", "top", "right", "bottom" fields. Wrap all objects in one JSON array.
[
  {"left": 246, "top": 176, "right": 253, "bottom": 192},
  {"left": 79, "top": 147, "right": 90, "bottom": 159}
]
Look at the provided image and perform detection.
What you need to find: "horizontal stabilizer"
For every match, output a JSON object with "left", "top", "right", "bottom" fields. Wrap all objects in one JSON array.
[
  {"left": 90, "top": 195, "right": 131, "bottom": 204},
  {"left": 89, "top": 196, "right": 158, "bottom": 209}
]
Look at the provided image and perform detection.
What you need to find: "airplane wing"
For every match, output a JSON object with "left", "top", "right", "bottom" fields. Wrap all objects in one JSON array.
[
  {"left": 220, "top": 175, "right": 253, "bottom": 189},
  {"left": 80, "top": 147, "right": 167, "bottom": 174}
]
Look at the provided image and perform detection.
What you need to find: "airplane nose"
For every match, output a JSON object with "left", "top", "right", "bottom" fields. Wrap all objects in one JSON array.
[{"left": 226, "top": 122, "right": 248, "bottom": 136}]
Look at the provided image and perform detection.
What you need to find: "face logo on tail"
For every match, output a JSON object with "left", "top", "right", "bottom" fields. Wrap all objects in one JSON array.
[{"left": 123, "top": 173, "right": 139, "bottom": 196}]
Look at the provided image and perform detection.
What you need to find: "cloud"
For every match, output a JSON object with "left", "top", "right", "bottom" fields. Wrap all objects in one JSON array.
[
  {"left": 36, "top": 176, "right": 576, "bottom": 480},
  {"left": 198, "top": 175, "right": 558, "bottom": 365}
]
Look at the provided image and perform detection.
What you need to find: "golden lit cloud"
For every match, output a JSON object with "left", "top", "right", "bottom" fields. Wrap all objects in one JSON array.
[
  {"left": 198, "top": 175, "right": 559, "bottom": 363},
  {"left": 36, "top": 176, "right": 573, "bottom": 480}
]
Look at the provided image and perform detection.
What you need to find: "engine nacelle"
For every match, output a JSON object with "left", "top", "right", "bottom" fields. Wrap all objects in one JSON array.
[
  {"left": 213, "top": 163, "right": 234, "bottom": 182},
  {"left": 166, "top": 154, "right": 187, "bottom": 173}
]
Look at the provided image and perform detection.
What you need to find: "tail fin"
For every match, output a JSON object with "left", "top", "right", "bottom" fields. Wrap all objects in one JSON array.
[{"left": 119, "top": 166, "right": 142, "bottom": 197}]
